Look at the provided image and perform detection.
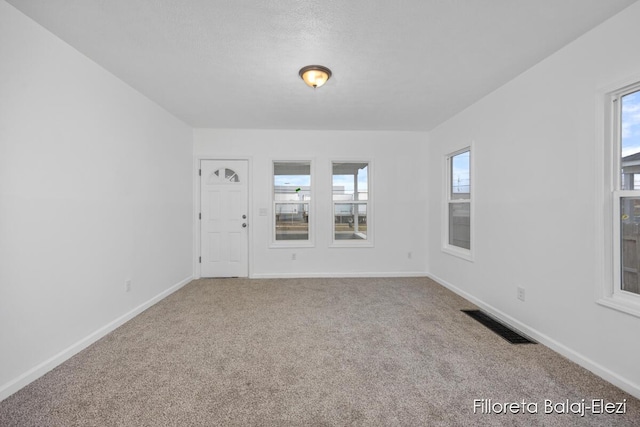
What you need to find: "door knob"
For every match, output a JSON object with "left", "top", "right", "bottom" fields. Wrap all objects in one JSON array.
[{"left": 242, "top": 223, "right": 247, "bottom": 228}]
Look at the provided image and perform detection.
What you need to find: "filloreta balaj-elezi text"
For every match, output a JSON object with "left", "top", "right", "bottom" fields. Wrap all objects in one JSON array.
[{"left": 473, "top": 399, "right": 627, "bottom": 416}]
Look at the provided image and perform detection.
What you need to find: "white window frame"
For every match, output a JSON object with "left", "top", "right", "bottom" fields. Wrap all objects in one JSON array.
[
  {"left": 330, "top": 160, "right": 374, "bottom": 248},
  {"left": 270, "top": 159, "right": 315, "bottom": 248},
  {"left": 598, "top": 79, "right": 640, "bottom": 318},
  {"left": 442, "top": 145, "right": 474, "bottom": 261}
]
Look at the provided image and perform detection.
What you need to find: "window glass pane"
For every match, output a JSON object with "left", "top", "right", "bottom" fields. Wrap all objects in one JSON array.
[
  {"left": 620, "top": 197, "right": 640, "bottom": 295},
  {"left": 275, "top": 202, "right": 309, "bottom": 241},
  {"left": 449, "top": 203, "right": 470, "bottom": 249},
  {"left": 621, "top": 90, "right": 640, "bottom": 190},
  {"left": 450, "top": 151, "right": 470, "bottom": 199},
  {"left": 224, "top": 168, "right": 239, "bottom": 182},
  {"left": 333, "top": 162, "right": 368, "bottom": 201},
  {"left": 274, "top": 161, "right": 310, "bottom": 242},
  {"left": 334, "top": 203, "right": 367, "bottom": 240},
  {"left": 274, "top": 162, "right": 311, "bottom": 201}
]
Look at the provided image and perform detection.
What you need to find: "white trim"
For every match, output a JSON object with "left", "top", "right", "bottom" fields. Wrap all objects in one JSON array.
[
  {"left": 251, "top": 271, "right": 427, "bottom": 279},
  {"left": 329, "top": 159, "right": 374, "bottom": 248},
  {"left": 193, "top": 155, "right": 200, "bottom": 278},
  {"left": 0, "top": 276, "right": 193, "bottom": 402},
  {"left": 595, "top": 80, "right": 615, "bottom": 309},
  {"left": 597, "top": 294, "right": 640, "bottom": 319},
  {"left": 442, "top": 143, "right": 474, "bottom": 261},
  {"left": 441, "top": 245, "right": 473, "bottom": 262},
  {"left": 427, "top": 272, "right": 640, "bottom": 400}
]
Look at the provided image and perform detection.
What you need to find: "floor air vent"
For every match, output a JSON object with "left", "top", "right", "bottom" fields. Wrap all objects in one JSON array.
[{"left": 461, "top": 310, "right": 535, "bottom": 344}]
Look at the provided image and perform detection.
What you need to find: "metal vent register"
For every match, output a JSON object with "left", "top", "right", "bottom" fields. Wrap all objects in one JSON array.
[{"left": 462, "top": 310, "right": 536, "bottom": 344}]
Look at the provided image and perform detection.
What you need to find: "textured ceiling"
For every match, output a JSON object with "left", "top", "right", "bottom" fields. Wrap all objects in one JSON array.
[{"left": 6, "top": 0, "right": 638, "bottom": 131}]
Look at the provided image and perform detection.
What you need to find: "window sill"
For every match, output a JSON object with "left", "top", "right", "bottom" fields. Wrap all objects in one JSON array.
[
  {"left": 269, "top": 241, "right": 315, "bottom": 249},
  {"left": 442, "top": 245, "right": 474, "bottom": 262},
  {"left": 329, "top": 240, "right": 374, "bottom": 248},
  {"left": 597, "top": 293, "right": 640, "bottom": 319}
]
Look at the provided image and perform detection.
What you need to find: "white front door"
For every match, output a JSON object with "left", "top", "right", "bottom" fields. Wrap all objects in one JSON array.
[{"left": 200, "top": 160, "right": 248, "bottom": 277}]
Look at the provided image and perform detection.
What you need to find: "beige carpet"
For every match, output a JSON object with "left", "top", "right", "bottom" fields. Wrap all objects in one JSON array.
[{"left": 0, "top": 277, "right": 637, "bottom": 426}]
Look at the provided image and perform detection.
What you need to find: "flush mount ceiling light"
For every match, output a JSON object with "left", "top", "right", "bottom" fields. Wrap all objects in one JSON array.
[{"left": 299, "top": 65, "right": 332, "bottom": 88}]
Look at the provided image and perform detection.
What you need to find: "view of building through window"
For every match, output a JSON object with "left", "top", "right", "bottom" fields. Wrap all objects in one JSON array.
[
  {"left": 451, "top": 150, "right": 470, "bottom": 198},
  {"left": 619, "top": 89, "right": 640, "bottom": 295},
  {"left": 273, "top": 162, "right": 311, "bottom": 241},
  {"left": 332, "top": 162, "right": 369, "bottom": 241},
  {"left": 448, "top": 150, "right": 471, "bottom": 251}
]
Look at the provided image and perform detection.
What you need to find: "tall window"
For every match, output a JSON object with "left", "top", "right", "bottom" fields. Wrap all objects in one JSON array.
[
  {"left": 444, "top": 148, "right": 472, "bottom": 259},
  {"left": 332, "top": 161, "right": 371, "bottom": 245},
  {"left": 612, "top": 84, "right": 640, "bottom": 298},
  {"left": 273, "top": 161, "right": 312, "bottom": 244}
]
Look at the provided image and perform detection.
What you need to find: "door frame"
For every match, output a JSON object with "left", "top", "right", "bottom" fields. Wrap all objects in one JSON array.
[{"left": 194, "top": 156, "right": 253, "bottom": 278}]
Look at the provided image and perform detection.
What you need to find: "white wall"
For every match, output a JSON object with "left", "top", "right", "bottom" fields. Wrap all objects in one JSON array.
[
  {"left": 194, "top": 129, "right": 428, "bottom": 278},
  {"left": 427, "top": 2, "right": 640, "bottom": 397},
  {"left": 0, "top": 2, "right": 193, "bottom": 399}
]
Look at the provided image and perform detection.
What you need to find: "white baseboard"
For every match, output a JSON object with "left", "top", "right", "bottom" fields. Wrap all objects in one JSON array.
[
  {"left": 250, "top": 271, "right": 428, "bottom": 279},
  {"left": 0, "top": 276, "right": 193, "bottom": 402},
  {"left": 426, "top": 272, "right": 640, "bottom": 400}
]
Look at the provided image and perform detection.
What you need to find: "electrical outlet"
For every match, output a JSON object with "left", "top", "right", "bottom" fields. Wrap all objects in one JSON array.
[
  {"left": 291, "top": 253, "right": 296, "bottom": 261},
  {"left": 407, "top": 251, "right": 412, "bottom": 259},
  {"left": 517, "top": 286, "right": 525, "bottom": 302},
  {"left": 125, "top": 279, "right": 132, "bottom": 293}
]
